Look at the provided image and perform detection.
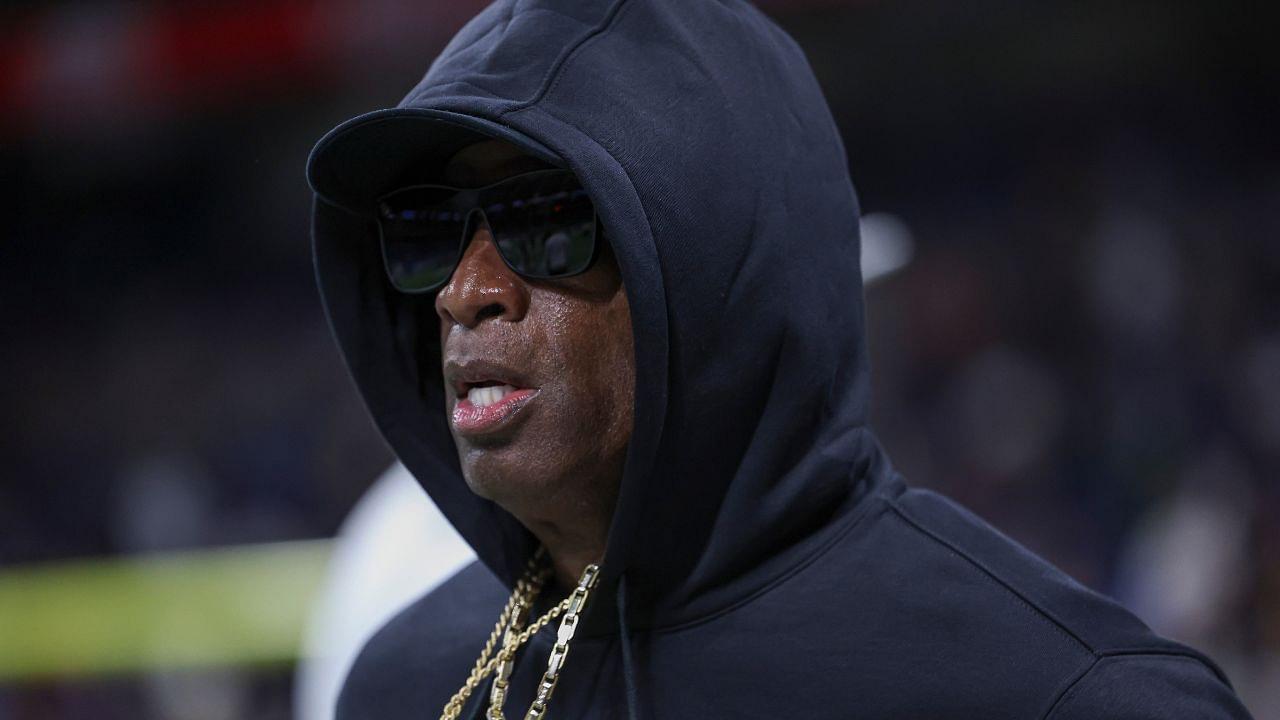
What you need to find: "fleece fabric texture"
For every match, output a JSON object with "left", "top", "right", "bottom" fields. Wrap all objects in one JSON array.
[{"left": 307, "top": 0, "right": 1254, "bottom": 718}]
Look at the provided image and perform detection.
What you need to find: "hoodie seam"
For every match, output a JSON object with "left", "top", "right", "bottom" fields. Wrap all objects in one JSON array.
[
  {"left": 497, "top": 0, "right": 632, "bottom": 118},
  {"left": 1097, "top": 647, "right": 1235, "bottom": 686},
  {"left": 646, "top": 483, "right": 893, "bottom": 636},
  {"left": 410, "top": 4, "right": 625, "bottom": 110},
  {"left": 885, "top": 499, "right": 1094, "bottom": 656},
  {"left": 1040, "top": 655, "right": 1099, "bottom": 720},
  {"left": 1040, "top": 653, "right": 1214, "bottom": 720}
]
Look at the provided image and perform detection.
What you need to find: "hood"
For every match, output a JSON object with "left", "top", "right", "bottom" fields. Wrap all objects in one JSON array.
[{"left": 308, "top": 0, "right": 892, "bottom": 631}]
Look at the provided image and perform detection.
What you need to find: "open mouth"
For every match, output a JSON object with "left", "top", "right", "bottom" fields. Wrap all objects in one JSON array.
[{"left": 451, "top": 379, "right": 539, "bottom": 434}]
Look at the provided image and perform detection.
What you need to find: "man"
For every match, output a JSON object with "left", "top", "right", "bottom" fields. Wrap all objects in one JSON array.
[{"left": 306, "top": 1, "right": 1253, "bottom": 718}]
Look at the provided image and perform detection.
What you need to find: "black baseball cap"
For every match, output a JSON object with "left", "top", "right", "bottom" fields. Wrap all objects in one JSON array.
[{"left": 306, "top": 107, "right": 563, "bottom": 212}]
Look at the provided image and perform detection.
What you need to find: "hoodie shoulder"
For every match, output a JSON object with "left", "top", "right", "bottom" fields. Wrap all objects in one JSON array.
[
  {"left": 871, "top": 487, "right": 1246, "bottom": 715},
  {"left": 886, "top": 488, "right": 1207, "bottom": 657},
  {"left": 336, "top": 561, "right": 507, "bottom": 720},
  {"left": 1045, "top": 654, "right": 1253, "bottom": 720}
]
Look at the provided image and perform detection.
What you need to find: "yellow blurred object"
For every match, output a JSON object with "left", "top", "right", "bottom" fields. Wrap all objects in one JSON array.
[{"left": 0, "top": 540, "right": 332, "bottom": 680}]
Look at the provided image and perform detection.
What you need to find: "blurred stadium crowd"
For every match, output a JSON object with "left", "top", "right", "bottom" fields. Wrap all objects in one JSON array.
[{"left": 1, "top": 0, "right": 1276, "bottom": 718}]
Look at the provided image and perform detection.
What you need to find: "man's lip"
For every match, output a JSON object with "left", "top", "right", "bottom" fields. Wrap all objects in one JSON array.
[
  {"left": 451, "top": 387, "right": 539, "bottom": 435},
  {"left": 443, "top": 358, "right": 537, "bottom": 399}
]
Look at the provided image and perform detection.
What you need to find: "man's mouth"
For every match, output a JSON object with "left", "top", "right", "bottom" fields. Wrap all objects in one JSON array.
[
  {"left": 444, "top": 358, "right": 540, "bottom": 436},
  {"left": 453, "top": 383, "right": 539, "bottom": 434},
  {"left": 464, "top": 383, "right": 521, "bottom": 408}
]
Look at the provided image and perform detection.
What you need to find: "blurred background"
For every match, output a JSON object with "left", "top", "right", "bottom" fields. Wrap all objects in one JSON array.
[{"left": 1, "top": 0, "right": 1276, "bottom": 717}]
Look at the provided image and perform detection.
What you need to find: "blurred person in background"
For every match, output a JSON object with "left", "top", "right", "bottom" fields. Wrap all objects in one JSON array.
[{"left": 305, "top": 1, "right": 1254, "bottom": 719}]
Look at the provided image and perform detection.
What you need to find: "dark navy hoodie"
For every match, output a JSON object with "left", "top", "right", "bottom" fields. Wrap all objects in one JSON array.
[{"left": 306, "top": 1, "right": 1254, "bottom": 718}]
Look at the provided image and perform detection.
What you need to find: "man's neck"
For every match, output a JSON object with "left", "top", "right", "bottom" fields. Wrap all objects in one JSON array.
[
  {"left": 546, "top": 542, "right": 603, "bottom": 593},
  {"left": 524, "top": 517, "right": 608, "bottom": 594}
]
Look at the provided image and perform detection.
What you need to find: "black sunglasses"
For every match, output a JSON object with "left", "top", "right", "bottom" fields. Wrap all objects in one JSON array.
[{"left": 375, "top": 168, "right": 600, "bottom": 294}]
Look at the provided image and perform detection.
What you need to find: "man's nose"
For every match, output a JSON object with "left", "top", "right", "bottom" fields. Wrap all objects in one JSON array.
[{"left": 435, "top": 224, "right": 530, "bottom": 329}]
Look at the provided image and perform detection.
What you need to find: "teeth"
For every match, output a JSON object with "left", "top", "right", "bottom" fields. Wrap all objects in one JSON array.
[{"left": 467, "top": 384, "right": 516, "bottom": 408}]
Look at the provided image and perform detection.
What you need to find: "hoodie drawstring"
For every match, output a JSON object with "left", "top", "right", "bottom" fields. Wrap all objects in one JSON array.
[{"left": 617, "top": 574, "right": 641, "bottom": 720}]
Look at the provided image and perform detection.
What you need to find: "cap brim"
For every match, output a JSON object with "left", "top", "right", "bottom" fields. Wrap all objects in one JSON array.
[{"left": 306, "top": 107, "right": 563, "bottom": 212}]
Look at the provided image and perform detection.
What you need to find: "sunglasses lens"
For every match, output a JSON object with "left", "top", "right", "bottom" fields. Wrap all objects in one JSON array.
[
  {"left": 375, "top": 170, "right": 599, "bottom": 294},
  {"left": 377, "top": 186, "right": 466, "bottom": 293},
  {"left": 483, "top": 172, "right": 597, "bottom": 278}
]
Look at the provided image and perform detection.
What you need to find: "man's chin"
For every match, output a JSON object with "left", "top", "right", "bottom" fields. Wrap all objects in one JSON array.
[{"left": 457, "top": 445, "right": 549, "bottom": 503}]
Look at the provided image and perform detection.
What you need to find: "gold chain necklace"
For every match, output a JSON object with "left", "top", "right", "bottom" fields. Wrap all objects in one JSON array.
[{"left": 439, "top": 552, "right": 601, "bottom": 720}]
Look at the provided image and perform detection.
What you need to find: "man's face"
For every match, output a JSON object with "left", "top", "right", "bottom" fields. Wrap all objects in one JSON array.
[{"left": 433, "top": 140, "right": 635, "bottom": 538}]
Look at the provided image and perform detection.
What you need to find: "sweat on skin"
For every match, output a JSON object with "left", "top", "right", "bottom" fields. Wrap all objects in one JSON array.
[{"left": 435, "top": 139, "right": 634, "bottom": 592}]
